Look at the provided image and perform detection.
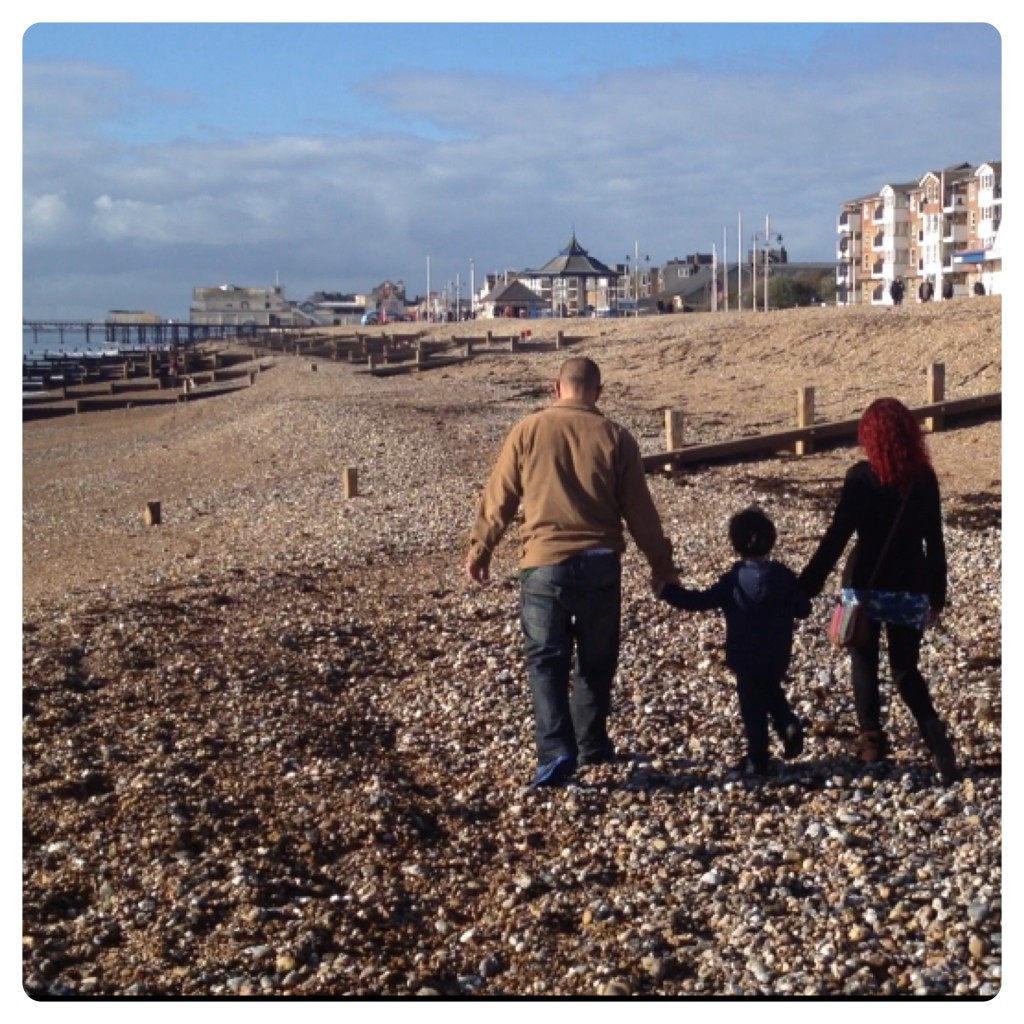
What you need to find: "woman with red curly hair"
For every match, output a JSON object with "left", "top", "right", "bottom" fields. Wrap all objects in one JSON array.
[{"left": 800, "top": 397, "right": 956, "bottom": 783}]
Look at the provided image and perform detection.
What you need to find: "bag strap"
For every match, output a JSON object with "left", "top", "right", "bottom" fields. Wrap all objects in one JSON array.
[{"left": 865, "top": 488, "right": 911, "bottom": 589}]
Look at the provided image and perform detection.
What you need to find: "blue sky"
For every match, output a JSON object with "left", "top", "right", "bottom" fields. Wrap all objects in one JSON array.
[{"left": 16, "top": 12, "right": 1006, "bottom": 320}]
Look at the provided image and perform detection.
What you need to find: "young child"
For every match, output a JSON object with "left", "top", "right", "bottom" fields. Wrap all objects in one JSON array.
[{"left": 658, "top": 507, "right": 811, "bottom": 775}]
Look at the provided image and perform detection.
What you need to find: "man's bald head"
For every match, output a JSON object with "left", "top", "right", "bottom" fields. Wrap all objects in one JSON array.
[{"left": 557, "top": 357, "right": 602, "bottom": 401}]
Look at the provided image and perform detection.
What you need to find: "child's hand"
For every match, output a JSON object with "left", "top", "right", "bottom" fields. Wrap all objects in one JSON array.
[{"left": 650, "top": 569, "right": 680, "bottom": 597}]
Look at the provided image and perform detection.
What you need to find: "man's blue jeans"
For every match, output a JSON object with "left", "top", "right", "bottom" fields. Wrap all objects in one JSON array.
[{"left": 519, "top": 552, "right": 621, "bottom": 764}]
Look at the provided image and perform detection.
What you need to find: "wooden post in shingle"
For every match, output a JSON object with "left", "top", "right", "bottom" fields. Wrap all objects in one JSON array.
[
  {"left": 665, "top": 410, "right": 684, "bottom": 452},
  {"left": 925, "top": 362, "right": 946, "bottom": 432},
  {"left": 343, "top": 467, "right": 359, "bottom": 499},
  {"left": 143, "top": 501, "right": 161, "bottom": 526},
  {"left": 796, "top": 387, "right": 815, "bottom": 455}
]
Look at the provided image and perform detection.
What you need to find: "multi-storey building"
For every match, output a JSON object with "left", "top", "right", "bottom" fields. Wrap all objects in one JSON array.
[
  {"left": 190, "top": 284, "right": 305, "bottom": 326},
  {"left": 837, "top": 161, "right": 1001, "bottom": 305}
]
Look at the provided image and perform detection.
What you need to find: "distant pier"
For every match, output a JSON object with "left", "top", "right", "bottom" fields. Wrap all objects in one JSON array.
[{"left": 23, "top": 319, "right": 274, "bottom": 352}]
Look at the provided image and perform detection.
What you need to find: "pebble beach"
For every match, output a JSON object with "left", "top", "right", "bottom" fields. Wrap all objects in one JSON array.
[{"left": 21, "top": 298, "right": 1003, "bottom": 999}]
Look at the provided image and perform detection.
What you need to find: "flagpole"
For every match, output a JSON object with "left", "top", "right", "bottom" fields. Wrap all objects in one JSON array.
[
  {"left": 711, "top": 244, "right": 718, "bottom": 312},
  {"left": 738, "top": 212, "right": 742, "bottom": 311},
  {"left": 723, "top": 227, "right": 729, "bottom": 312}
]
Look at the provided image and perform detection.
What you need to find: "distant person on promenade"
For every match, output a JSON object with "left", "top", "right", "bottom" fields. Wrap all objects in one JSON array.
[
  {"left": 919, "top": 280, "right": 934, "bottom": 303},
  {"left": 942, "top": 279, "right": 955, "bottom": 300},
  {"left": 799, "top": 398, "right": 956, "bottom": 784},
  {"left": 889, "top": 277, "right": 905, "bottom": 307},
  {"left": 465, "top": 356, "right": 677, "bottom": 789},
  {"left": 655, "top": 508, "right": 810, "bottom": 776}
]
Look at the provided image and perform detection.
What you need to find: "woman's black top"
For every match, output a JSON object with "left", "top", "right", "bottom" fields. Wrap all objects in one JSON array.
[{"left": 799, "top": 460, "right": 947, "bottom": 608}]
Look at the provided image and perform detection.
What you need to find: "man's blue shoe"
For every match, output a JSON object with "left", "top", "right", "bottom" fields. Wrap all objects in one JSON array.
[{"left": 530, "top": 754, "right": 577, "bottom": 788}]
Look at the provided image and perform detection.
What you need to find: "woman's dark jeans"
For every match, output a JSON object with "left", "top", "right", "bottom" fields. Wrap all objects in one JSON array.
[
  {"left": 850, "top": 619, "right": 939, "bottom": 733},
  {"left": 519, "top": 553, "right": 621, "bottom": 764}
]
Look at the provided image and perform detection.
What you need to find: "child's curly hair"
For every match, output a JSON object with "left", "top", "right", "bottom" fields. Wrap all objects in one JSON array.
[{"left": 729, "top": 507, "right": 777, "bottom": 558}]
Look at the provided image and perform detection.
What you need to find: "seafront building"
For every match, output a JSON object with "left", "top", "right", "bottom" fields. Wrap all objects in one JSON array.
[
  {"left": 189, "top": 284, "right": 306, "bottom": 327},
  {"left": 836, "top": 160, "right": 1002, "bottom": 306},
  {"left": 180, "top": 160, "right": 1002, "bottom": 324}
]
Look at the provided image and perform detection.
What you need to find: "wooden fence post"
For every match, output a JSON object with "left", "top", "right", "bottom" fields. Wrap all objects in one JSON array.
[
  {"left": 796, "top": 387, "right": 815, "bottom": 455},
  {"left": 925, "top": 362, "right": 946, "bottom": 432},
  {"left": 343, "top": 467, "right": 359, "bottom": 499},
  {"left": 665, "top": 410, "right": 684, "bottom": 452},
  {"left": 143, "top": 501, "right": 161, "bottom": 526}
]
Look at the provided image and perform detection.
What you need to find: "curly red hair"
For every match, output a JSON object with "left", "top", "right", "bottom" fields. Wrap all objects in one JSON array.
[{"left": 858, "top": 397, "right": 932, "bottom": 492}]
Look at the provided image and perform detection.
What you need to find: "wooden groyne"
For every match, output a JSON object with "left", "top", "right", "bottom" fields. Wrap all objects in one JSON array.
[
  {"left": 227, "top": 326, "right": 585, "bottom": 375},
  {"left": 23, "top": 346, "right": 271, "bottom": 421},
  {"left": 643, "top": 365, "right": 1000, "bottom": 473}
]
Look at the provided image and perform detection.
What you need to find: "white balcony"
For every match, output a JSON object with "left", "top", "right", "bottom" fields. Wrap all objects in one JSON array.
[
  {"left": 877, "top": 206, "right": 910, "bottom": 226},
  {"left": 943, "top": 223, "right": 969, "bottom": 243},
  {"left": 837, "top": 212, "right": 861, "bottom": 233}
]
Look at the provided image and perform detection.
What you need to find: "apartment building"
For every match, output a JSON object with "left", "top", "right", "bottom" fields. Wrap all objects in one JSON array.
[{"left": 836, "top": 161, "right": 1001, "bottom": 305}]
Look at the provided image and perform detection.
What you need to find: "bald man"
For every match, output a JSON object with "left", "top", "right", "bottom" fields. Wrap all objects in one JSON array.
[{"left": 466, "top": 356, "right": 676, "bottom": 788}]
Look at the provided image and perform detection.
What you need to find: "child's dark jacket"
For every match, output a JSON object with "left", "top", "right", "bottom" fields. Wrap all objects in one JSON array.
[{"left": 661, "top": 559, "right": 811, "bottom": 680}]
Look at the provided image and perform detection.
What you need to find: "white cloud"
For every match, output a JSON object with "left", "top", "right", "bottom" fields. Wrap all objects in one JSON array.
[
  {"left": 21, "top": 24, "right": 1002, "bottom": 320},
  {"left": 23, "top": 193, "right": 76, "bottom": 243}
]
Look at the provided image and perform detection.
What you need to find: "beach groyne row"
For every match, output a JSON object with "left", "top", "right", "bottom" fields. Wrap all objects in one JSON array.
[
  {"left": 233, "top": 327, "right": 586, "bottom": 375},
  {"left": 22, "top": 347, "right": 271, "bottom": 421}
]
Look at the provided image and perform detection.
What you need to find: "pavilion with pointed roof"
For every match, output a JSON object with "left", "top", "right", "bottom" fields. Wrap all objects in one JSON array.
[{"left": 520, "top": 233, "right": 620, "bottom": 317}]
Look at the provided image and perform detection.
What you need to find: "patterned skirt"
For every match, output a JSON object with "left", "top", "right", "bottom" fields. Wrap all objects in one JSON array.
[{"left": 840, "top": 588, "right": 931, "bottom": 631}]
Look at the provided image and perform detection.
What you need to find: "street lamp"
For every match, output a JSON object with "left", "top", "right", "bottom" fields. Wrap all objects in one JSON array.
[
  {"left": 752, "top": 221, "right": 783, "bottom": 311},
  {"left": 625, "top": 242, "right": 650, "bottom": 317},
  {"left": 763, "top": 216, "right": 783, "bottom": 312}
]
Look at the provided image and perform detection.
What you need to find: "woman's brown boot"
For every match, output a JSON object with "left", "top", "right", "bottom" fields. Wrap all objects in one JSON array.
[{"left": 854, "top": 730, "right": 887, "bottom": 763}]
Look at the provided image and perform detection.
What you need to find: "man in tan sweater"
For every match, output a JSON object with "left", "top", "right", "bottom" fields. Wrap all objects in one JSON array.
[{"left": 466, "top": 356, "right": 676, "bottom": 788}]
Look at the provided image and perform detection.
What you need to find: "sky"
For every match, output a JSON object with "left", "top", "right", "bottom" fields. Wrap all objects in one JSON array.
[{"left": 15, "top": 10, "right": 1007, "bottom": 322}]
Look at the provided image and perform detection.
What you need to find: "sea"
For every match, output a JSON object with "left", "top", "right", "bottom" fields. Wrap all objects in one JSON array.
[{"left": 23, "top": 324, "right": 172, "bottom": 362}]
